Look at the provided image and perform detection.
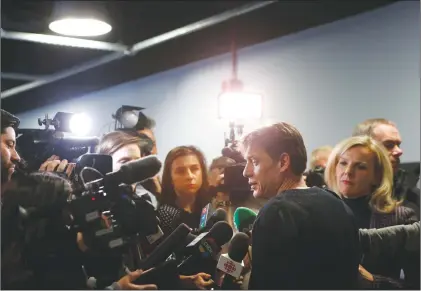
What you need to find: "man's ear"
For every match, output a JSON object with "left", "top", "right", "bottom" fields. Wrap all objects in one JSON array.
[{"left": 278, "top": 153, "right": 290, "bottom": 173}]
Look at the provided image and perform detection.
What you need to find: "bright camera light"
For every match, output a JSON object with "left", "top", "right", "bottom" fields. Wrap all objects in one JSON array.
[
  {"left": 69, "top": 113, "right": 92, "bottom": 136},
  {"left": 49, "top": 18, "right": 112, "bottom": 37},
  {"left": 120, "top": 111, "right": 139, "bottom": 128},
  {"left": 218, "top": 91, "right": 262, "bottom": 120}
]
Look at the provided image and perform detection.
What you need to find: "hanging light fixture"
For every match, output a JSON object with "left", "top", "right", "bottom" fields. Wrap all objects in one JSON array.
[
  {"left": 48, "top": 1, "right": 112, "bottom": 37},
  {"left": 218, "top": 37, "right": 263, "bottom": 122}
]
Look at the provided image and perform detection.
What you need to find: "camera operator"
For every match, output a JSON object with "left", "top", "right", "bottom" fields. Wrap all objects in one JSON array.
[
  {"left": 98, "top": 131, "right": 159, "bottom": 208},
  {"left": 303, "top": 146, "right": 332, "bottom": 188},
  {"left": 1, "top": 172, "right": 85, "bottom": 289},
  {"left": 134, "top": 113, "right": 158, "bottom": 156},
  {"left": 119, "top": 129, "right": 162, "bottom": 200},
  {"left": 1, "top": 109, "right": 21, "bottom": 186},
  {"left": 309, "top": 145, "right": 332, "bottom": 170},
  {"left": 1, "top": 172, "right": 158, "bottom": 290}
]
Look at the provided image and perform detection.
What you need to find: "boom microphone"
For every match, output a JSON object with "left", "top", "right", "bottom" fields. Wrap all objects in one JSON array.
[
  {"left": 85, "top": 155, "right": 162, "bottom": 189},
  {"left": 233, "top": 207, "right": 257, "bottom": 235}
]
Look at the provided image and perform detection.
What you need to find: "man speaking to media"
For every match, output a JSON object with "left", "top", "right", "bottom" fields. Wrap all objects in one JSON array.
[{"left": 241, "top": 122, "right": 360, "bottom": 290}]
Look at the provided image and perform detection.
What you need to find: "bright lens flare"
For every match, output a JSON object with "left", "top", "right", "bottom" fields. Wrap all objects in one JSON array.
[
  {"left": 69, "top": 113, "right": 92, "bottom": 136},
  {"left": 49, "top": 18, "right": 112, "bottom": 37},
  {"left": 218, "top": 92, "right": 262, "bottom": 120}
]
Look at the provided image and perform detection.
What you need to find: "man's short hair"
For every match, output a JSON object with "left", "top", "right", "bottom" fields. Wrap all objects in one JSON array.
[
  {"left": 134, "top": 112, "right": 156, "bottom": 131},
  {"left": 241, "top": 122, "right": 307, "bottom": 175},
  {"left": 310, "top": 145, "right": 333, "bottom": 169},
  {"left": 1, "top": 109, "right": 20, "bottom": 134},
  {"left": 352, "top": 118, "right": 396, "bottom": 138}
]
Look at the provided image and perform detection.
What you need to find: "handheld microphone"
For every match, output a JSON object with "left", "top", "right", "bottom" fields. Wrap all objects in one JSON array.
[
  {"left": 178, "top": 221, "right": 233, "bottom": 276},
  {"left": 233, "top": 207, "right": 257, "bottom": 235},
  {"left": 140, "top": 223, "right": 191, "bottom": 270},
  {"left": 217, "top": 232, "right": 249, "bottom": 289},
  {"left": 198, "top": 207, "right": 228, "bottom": 233},
  {"left": 198, "top": 203, "right": 216, "bottom": 230},
  {"left": 138, "top": 225, "right": 165, "bottom": 257},
  {"left": 85, "top": 155, "right": 162, "bottom": 189},
  {"left": 185, "top": 221, "right": 233, "bottom": 258}
]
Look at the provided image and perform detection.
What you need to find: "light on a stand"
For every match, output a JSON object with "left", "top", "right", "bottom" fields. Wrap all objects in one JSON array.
[
  {"left": 218, "top": 37, "right": 263, "bottom": 146},
  {"left": 37, "top": 112, "right": 92, "bottom": 136},
  {"left": 112, "top": 105, "right": 145, "bottom": 130}
]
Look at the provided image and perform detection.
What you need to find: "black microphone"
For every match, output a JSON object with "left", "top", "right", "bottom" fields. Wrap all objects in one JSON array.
[
  {"left": 196, "top": 207, "right": 228, "bottom": 234},
  {"left": 140, "top": 223, "right": 191, "bottom": 270},
  {"left": 217, "top": 232, "right": 250, "bottom": 289},
  {"left": 205, "top": 208, "right": 227, "bottom": 229},
  {"left": 178, "top": 221, "right": 233, "bottom": 276},
  {"left": 85, "top": 155, "right": 162, "bottom": 189}
]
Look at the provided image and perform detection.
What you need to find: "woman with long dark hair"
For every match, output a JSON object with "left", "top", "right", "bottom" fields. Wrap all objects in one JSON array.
[{"left": 157, "top": 146, "right": 212, "bottom": 234}]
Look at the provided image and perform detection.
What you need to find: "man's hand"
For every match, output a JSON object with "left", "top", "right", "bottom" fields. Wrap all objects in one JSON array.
[
  {"left": 39, "top": 155, "right": 75, "bottom": 177},
  {"left": 180, "top": 273, "right": 214, "bottom": 290},
  {"left": 117, "top": 270, "right": 157, "bottom": 290}
]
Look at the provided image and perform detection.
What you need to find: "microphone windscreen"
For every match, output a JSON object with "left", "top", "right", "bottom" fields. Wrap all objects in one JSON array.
[
  {"left": 119, "top": 155, "right": 162, "bottom": 184},
  {"left": 141, "top": 223, "right": 191, "bottom": 270},
  {"left": 208, "top": 221, "right": 233, "bottom": 247},
  {"left": 208, "top": 208, "right": 227, "bottom": 224},
  {"left": 228, "top": 232, "right": 250, "bottom": 262},
  {"left": 233, "top": 207, "right": 257, "bottom": 232}
]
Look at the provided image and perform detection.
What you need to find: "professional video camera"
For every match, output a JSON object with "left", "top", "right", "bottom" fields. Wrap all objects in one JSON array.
[
  {"left": 219, "top": 122, "right": 252, "bottom": 202},
  {"left": 305, "top": 166, "right": 327, "bottom": 188},
  {"left": 69, "top": 155, "right": 162, "bottom": 254},
  {"left": 16, "top": 112, "right": 98, "bottom": 172}
]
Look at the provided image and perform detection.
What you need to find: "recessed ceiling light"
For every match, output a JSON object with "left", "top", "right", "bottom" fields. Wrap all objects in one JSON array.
[{"left": 49, "top": 18, "right": 112, "bottom": 37}]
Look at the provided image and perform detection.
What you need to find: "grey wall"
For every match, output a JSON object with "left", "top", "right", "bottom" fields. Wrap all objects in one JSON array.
[{"left": 16, "top": 1, "right": 420, "bottom": 166}]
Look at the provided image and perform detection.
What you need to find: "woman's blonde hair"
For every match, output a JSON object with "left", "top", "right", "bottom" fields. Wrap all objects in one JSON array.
[{"left": 325, "top": 135, "right": 400, "bottom": 213}]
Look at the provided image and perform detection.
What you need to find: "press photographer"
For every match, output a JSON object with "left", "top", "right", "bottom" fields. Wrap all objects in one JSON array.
[
  {"left": 1, "top": 109, "right": 21, "bottom": 186},
  {"left": 1, "top": 172, "right": 86, "bottom": 289},
  {"left": 1, "top": 171, "right": 159, "bottom": 290}
]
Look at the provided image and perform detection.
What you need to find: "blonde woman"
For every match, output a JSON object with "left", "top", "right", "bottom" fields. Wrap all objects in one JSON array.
[{"left": 325, "top": 136, "right": 418, "bottom": 288}]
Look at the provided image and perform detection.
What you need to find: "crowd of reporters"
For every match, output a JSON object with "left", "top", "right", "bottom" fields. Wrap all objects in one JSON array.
[{"left": 1, "top": 108, "right": 420, "bottom": 290}]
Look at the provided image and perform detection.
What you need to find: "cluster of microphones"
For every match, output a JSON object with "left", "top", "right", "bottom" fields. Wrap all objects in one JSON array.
[
  {"left": 120, "top": 205, "right": 258, "bottom": 290},
  {"left": 73, "top": 155, "right": 258, "bottom": 290}
]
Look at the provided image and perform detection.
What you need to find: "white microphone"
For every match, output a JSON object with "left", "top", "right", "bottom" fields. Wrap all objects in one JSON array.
[{"left": 216, "top": 232, "right": 249, "bottom": 289}]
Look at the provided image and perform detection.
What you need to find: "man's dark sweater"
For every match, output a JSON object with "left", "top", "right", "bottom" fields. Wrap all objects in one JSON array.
[{"left": 249, "top": 187, "right": 360, "bottom": 290}]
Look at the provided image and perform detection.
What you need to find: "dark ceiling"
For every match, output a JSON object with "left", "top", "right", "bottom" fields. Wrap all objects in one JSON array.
[{"left": 1, "top": 0, "right": 396, "bottom": 114}]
